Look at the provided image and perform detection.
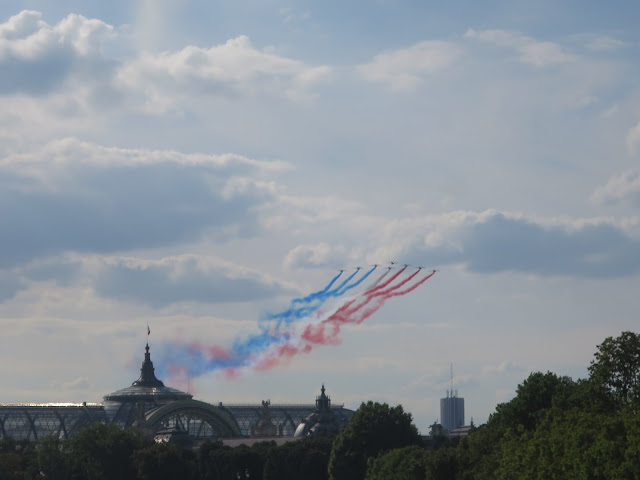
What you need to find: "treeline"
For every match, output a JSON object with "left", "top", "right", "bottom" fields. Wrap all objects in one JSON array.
[
  {"left": 0, "top": 428, "right": 336, "bottom": 480},
  {"left": 1, "top": 331, "right": 639, "bottom": 480},
  {"left": 361, "top": 330, "right": 640, "bottom": 480}
]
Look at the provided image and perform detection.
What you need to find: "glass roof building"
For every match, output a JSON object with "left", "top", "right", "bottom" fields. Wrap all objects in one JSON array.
[{"left": 0, "top": 344, "right": 353, "bottom": 442}]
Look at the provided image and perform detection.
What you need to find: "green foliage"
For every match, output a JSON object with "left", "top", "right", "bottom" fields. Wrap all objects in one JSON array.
[
  {"left": 429, "top": 447, "right": 459, "bottom": 480},
  {"left": 366, "top": 445, "right": 429, "bottom": 480},
  {"left": 453, "top": 425, "right": 502, "bottom": 480},
  {"left": 65, "top": 422, "right": 144, "bottom": 480},
  {"left": 0, "top": 453, "right": 22, "bottom": 480},
  {"left": 495, "top": 408, "right": 640, "bottom": 480},
  {"left": 0, "top": 437, "right": 36, "bottom": 480},
  {"left": 366, "top": 444, "right": 460, "bottom": 480},
  {"left": 588, "top": 331, "right": 640, "bottom": 410},
  {"left": 328, "top": 401, "right": 422, "bottom": 480},
  {"left": 199, "top": 441, "right": 271, "bottom": 480},
  {"left": 490, "top": 371, "right": 576, "bottom": 433},
  {"left": 264, "top": 436, "right": 333, "bottom": 480},
  {"left": 36, "top": 435, "right": 72, "bottom": 480},
  {"left": 0, "top": 437, "right": 20, "bottom": 480},
  {"left": 134, "top": 442, "right": 196, "bottom": 480}
]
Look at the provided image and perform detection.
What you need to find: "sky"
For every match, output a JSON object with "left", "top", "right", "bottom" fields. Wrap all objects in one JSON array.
[{"left": 1, "top": 0, "right": 639, "bottom": 432}]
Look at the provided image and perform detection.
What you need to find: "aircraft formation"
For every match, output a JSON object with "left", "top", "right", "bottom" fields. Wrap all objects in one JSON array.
[{"left": 163, "top": 262, "right": 437, "bottom": 379}]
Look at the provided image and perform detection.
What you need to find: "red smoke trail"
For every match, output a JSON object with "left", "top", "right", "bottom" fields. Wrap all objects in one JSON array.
[
  {"left": 299, "top": 270, "right": 436, "bottom": 347},
  {"left": 340, "top": 268, "right": 420, "bottom": 318},
  {"left": 364, "top": 266, "right": 407, "bottom": 295},
  {"left": 339, "top": 270, "right": 434, "bottom": 325},
  {"left": 325, "top": 267, "right": 408, "bottom": 322},
  {"left": 239, "top": 270, "right": 437, "bottom": 373},
  {"left": 207, "top": 345, "right": 231, "bottom": 360},
  {"left": 383, "top": 270, "right": 435, "bottom": 298},
  {"left": 253, "top": 341, "right": 313, "bottom": 371}
]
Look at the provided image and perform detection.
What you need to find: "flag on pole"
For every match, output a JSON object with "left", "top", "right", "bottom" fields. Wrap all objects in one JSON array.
[{"left": 147, "top": 324, "right": 150, "bottom": 336}]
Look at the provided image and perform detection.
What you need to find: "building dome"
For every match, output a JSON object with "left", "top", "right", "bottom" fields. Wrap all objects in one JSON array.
[
  {"left": 103, "top": 344, "right": 192, "bottom": 426},
  {"left": 104, "top": 343, "right": 192, "bottom": 404},
  {"left": 294, "top": 385, "right": 345, "bottom": 437}
]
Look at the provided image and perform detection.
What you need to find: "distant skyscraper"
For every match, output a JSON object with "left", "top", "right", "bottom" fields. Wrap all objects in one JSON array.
[{"left": 440, "top": 390, "right": 464, "bottom": 432}]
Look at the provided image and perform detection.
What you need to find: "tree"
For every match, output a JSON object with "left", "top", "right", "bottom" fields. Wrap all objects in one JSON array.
[
  {"left": 495, "top": 408, "right": 639, "bottom": 480},
  {"left": 134, "top": 442, "right": 196, "bottom": 480},
  {"left": 200, "top": 442, "right": 270, "bottom": 480},
  {"left": 490, "top": 371, "right": 576, "bottom": 433},
  {"left": 328, "top": 401, "right": 422, "bottom": 480},
  {"left": 35, "top": 435, "right": 72, "bottom": 480},
  {"left": 0, "top": 437, "right": 36, "bottom": 480},
  {"left": 455, "top": 372, "right": 576, "bottom": 480},
  {"left": 0, "top": 437, "right": 23, "bottom": 480},
  {"left": 366, "top": 445, "right": 429, "bottom": 480},
  {"left": 588, "top": 331, "right": 640, "bottom": 410},
  {"left": 65, "top": 423, "right": 144, "bottom": 480},
  {"left": 264, "top": 436, "right": 333, "bottom": 480}
]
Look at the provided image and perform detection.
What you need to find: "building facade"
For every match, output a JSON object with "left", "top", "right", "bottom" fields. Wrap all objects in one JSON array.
[
  {"left": 0, "top": 344, "right": 352, "bottom": 443},
  {"left": 440, "top": 390, "right": 464, "bottom": 433}
]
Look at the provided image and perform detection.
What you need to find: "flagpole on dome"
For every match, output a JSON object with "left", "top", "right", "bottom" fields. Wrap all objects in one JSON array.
[{"left": 146, "top": 323, "right": 151, "bottom": 347}]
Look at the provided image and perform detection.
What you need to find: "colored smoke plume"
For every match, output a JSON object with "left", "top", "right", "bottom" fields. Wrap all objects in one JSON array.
[{"left": 161, "top": 266, "right": 436, "bottom": 378}]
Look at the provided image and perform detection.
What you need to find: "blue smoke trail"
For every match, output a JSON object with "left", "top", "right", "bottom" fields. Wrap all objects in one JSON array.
[
  {"left": 266, "top": 266, "right": 378, "bottom": 329},
  {"left": 331, "top": 266, "right": 377, "bottom": 296},
  {"left": 159, "top": 326, "right": 291, "bottom": 378},
  {"left": 265, "top": 270, "right": 357, "bottom": 323},
  {"left": 291, "top": 271, "right": 343, "bottom": 305},
  {"left": 159, "top": 267, "right": 380, "bottom": 378}
]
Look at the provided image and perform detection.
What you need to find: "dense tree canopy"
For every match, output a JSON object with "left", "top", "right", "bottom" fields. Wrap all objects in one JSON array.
[
  {"left": 264, "top": 436, "right": 333, "bottom": 480},
  {"left": 66, "top": 422, "right": 144, "bottom": 480},
  {"left": 328, "top": 401, "right": 422, "bottom": 480},
  {"left": 589, "top": 331, "right": 640, "bottom": 410}
]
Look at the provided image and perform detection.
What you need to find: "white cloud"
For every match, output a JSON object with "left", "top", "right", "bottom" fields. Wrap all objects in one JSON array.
[
  {"left": 0, "top": 10, "right": 114, "bottom": 94},
  {"left": 89, "top": 254, "right": 291, "bottom": 306},
  {"left": 0, "top": 139, "right": 287, "bottom": 268},
  {"left": 116, "top": 35, "right": 332, "bottom": 110},
  {"left": 627, "top": 121, "right": 640, "bottom": 154},
  {"left": 464, "top": 28, "right": 575, "bottom": 67},
  {"left": 592, "top": 169, "right": 640, "bottom": 206},
  {"left": 358, "top": 40, "right": 462, "bottom": 91},
  {"left": 481, "top": 361, "right": 527, "bottom": 376},
  {"left": 284, "top": 243, "right": 347, "bottom": 269},
  {"left": 279, "top": 7, "right": 310, "bottom": 24},
  {"left": 371, "top": 210, "right": 640, "bottom": 277},
  {"left": 1, "top": 137, "right": 288, "bottom": 182},
  {"left": 56, "top": 376, "right": 90, "bottom": 389},
  {"left": 585, "top": 35, "right": 627, "bottom": 51},
  {"left": 0, "top": 11, "right": 331, "bottom": 114}
]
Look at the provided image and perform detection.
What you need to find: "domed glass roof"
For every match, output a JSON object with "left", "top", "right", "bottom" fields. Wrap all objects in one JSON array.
[{"left": 104, "top": 344, "right": 192, "bottom": 403}]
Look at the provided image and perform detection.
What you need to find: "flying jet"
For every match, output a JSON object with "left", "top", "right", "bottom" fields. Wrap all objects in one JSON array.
[
  {"left": 417, "top": 266, "right": 437, "bottom": 273},
  {"left": 355, "top": 266, "right": 362, "bottom": 271}
]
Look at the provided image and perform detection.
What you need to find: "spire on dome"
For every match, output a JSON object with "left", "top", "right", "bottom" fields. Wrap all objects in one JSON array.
[
  {"left": 316, "top": 384, "right": 330, "bottom": 411},
  {"left": 132, "top": 343, "right": 165, "bottom": 388}
]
